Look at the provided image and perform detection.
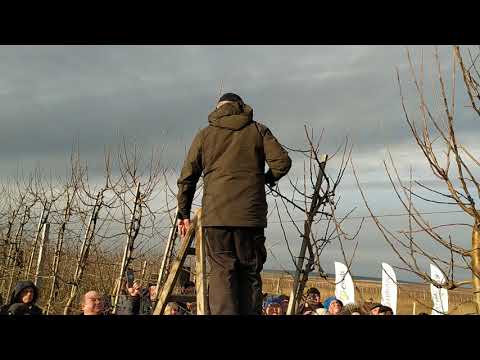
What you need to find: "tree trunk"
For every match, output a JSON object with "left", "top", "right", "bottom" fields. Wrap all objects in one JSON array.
[
  {"left": 0, "top": 220, "right": 15, "bottom": 296},
  {"left": 1, "top": 240, "right": 15, "bottom": 298},
  {"left": 5, "top": 250, "right": 22, "bottom": 303},
  {"left": 45, "top": 224, "right": 65, "bottom": 314},
  {"left": 45, "top": 200, "right": 72, "bottom": 314},
  {"left": 63, "top": 191, "right": 102, "bottom": 315},
  {"left": 472, "top": 221, "right": 480, "bottom": 314},
  {"left": 112, "top": 182, "right": 141, "bottom": 314},
  {"left": 286, "top": 155, "right": 328, "bottom": 315},
  {"left": 2, "top": 208, "right": 29, "bottom": 299}
]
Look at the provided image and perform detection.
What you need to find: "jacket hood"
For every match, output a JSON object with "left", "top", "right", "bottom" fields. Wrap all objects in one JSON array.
[
  {"left": 10, "top": 280, "right": 39, "bottom": 305},
  {"left": 208, "top": 102, "right": 253, "bottom": 130}
]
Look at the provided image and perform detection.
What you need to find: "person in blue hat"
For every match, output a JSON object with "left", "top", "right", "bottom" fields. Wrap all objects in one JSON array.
[
  {"left": 263, "top": 295, "right": 283, "bottom": 315},
  {"left": 323, "top": 296, "right": 343, "bottom": 315}
]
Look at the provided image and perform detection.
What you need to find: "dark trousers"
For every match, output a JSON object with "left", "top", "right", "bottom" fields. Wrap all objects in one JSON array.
[{"left": 205, "top": 226, "right": 267, "bottom": 315}]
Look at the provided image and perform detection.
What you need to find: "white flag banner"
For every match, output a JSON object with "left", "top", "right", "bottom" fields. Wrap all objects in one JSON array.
[
  {"left": 334, "top": 261, "right": 355, "bottom": 305},
  {"left": 381, "top": 262, "right": 397, "bottom": 315},
  {"left": 430, "top": 264, "right": 448, "bottom": 315}
]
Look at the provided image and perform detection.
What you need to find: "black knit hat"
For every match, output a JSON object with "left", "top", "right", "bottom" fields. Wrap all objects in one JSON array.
[
  {"left": 306, "top": 287, "right": 320, "bottom": 296},
  {"left": 218, "top": 92, "right": 244, "bottom": 105}
]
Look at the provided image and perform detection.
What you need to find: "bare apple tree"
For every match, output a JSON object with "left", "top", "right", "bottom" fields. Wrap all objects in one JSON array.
[
  {"left": 353, "top": 45, "right": 480, "bottom": 313},
  {"left": 267, "top": 126, "right": 363, "bottom": 314}
]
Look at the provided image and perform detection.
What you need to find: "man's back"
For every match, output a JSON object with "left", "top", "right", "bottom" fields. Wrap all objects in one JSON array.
[{"left": 177, "top": 101, "right": 291, "bottom": 227}]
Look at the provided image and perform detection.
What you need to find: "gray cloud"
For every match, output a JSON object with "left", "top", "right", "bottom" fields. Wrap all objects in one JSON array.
[{"left": 0, "top": 45, "right": 467, "bottom": 165}]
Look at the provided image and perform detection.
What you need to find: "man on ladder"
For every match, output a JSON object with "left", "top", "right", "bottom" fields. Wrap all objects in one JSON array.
[{"left": 176, "top": 93, "right": 291, "bottom": 315}]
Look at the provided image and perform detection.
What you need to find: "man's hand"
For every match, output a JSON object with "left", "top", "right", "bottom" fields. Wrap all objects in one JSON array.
[
  {"left": 266, "top": 180, "right": 276, "bottom": 189},
  {"left": 177, "top": 218, "right": 191, "bottom": 238},
  {"left": 265, "top": 170, "right": 277, "bottom": 188}
]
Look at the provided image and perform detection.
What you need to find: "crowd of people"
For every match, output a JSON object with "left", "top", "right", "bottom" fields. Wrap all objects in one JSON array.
[
  {"left": 0, "top": 279, "right": 198, "bottom": 316},
  {"left": 262, "top": 287, "right": 395, "bottom": 315},
  {"left": 0, "top": 279, "right": 401, "bottom": 316}
]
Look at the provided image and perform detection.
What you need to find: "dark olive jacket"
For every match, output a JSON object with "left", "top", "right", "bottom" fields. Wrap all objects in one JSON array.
[
  {"left": 177, "top": 102, "right": 292, "bottom": 227},
  {"left": 0, "top": 280, "right": 43, "bottom": 315}
]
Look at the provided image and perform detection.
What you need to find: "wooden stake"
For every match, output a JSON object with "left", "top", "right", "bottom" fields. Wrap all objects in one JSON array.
[
  {"left": 25, "top": 205, "right": 49, "bottom": 279},
  {"left": 140, "top": 260, "right": 147, "bottom": 283},
  {"left": 34, "top": 223, "right": 49, "bottom": 289},
  {"left": 194, "top": 209, "right": 208, "bottom": 315}
]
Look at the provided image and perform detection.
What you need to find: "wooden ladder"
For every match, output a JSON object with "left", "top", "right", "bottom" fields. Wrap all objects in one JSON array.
[{"left": 153, "top": 208, "right": 209, "bottom": 315}]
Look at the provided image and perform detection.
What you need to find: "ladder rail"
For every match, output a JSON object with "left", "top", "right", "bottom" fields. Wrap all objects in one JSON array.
[
  {"left": 153, "top": 210, "right": 200, "bottom": 315},
  {"left": 153, "top": 210, "right": 179, "bottom": 306}
]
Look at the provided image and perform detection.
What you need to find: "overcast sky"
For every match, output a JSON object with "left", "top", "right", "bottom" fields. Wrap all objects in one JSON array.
[{"left": 1, "top": 45, "right": 478, "bottom": 282}]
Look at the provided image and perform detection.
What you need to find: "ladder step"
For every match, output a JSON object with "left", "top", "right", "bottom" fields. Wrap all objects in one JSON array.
[{"left": 167, "top": 294, "right": 197, "bottom": 303}]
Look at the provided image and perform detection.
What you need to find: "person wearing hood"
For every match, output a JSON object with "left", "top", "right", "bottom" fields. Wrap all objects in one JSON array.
[
  {"left": 298, "top": 287, "right": 323, "bottom": 314},
  {"left": 176, "top": 93, "right": 292, "bottom": 315},
  {"left": 0, "top": 280, "right": 43, "bottom": 315}
]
